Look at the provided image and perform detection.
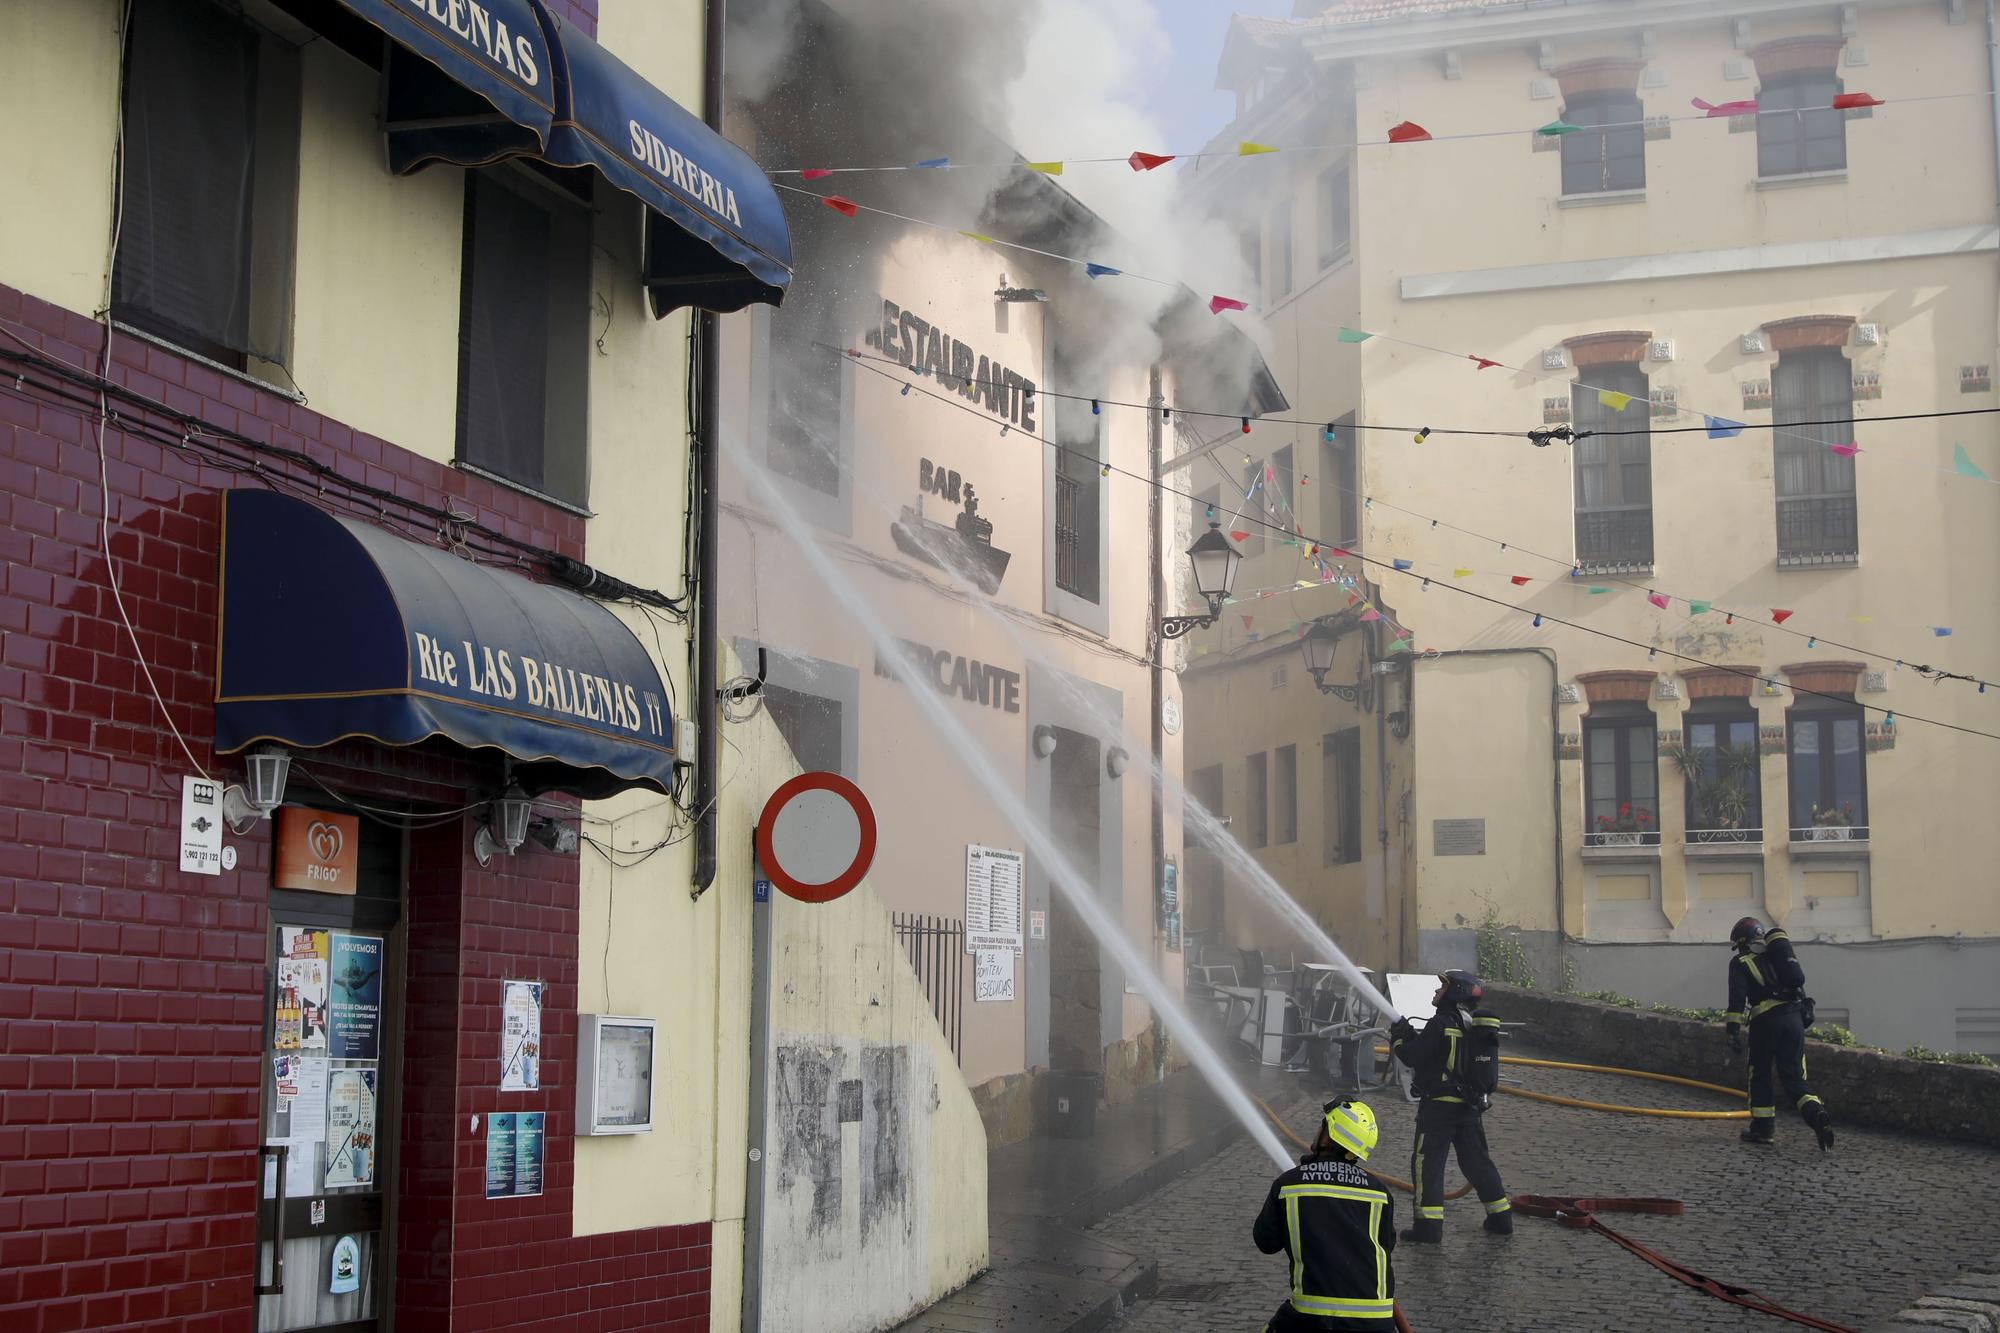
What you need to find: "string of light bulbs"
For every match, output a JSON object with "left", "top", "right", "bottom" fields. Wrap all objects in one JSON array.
[{"left": 839, "top": 350, "right": 1997, "bottom": 725}]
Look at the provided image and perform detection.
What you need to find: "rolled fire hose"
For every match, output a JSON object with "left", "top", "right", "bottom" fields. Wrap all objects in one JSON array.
[{"left": 1374, "top": 1047, "right": 1753, "bottom": 1120}]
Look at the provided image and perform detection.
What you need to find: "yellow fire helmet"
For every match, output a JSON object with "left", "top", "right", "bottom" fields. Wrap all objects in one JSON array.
[{"left": 1322, "top": 1098, "right": 1379, "bottom": 1162}]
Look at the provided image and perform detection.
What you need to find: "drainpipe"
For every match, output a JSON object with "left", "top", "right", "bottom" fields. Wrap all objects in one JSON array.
[
  {"left": 1147, "top": 364, "right": 1165, "bottom": 996},
  {"left": 1987, "top": 1, "right": 1999, "bottom": 403},
  {"left": 1371, "top": 614, "right": 1394, "bottom": 965},
  {"left": 690, "top": 0, "right": 725, "bottom": 900}
]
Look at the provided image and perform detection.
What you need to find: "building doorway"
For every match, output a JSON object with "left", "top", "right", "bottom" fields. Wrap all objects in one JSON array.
[
  {"left": 255, "top": 815, "right": 404, "bottom": 1332},
  {"left": 1046, "top": 726, "right": 1103, "bottom": 1074}
]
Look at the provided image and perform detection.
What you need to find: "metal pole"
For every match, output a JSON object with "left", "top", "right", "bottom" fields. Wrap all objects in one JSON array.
[{"left": 741, "top": 860, "right": 772, "bottom": 1333}]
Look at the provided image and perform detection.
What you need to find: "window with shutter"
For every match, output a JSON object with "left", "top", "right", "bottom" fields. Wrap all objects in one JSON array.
[
  {"left": 1571, "top": 364, "right": 1653, "bottom": 571},
  {"left": 1560, "top": 92, "right": 1646, "bottom": 195},
  {"left": 1773, "top": 347, "right": 1858, "bottom": 563}
]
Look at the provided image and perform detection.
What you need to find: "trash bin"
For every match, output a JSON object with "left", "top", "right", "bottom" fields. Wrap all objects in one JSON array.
[{"left": 1044, "top": 1070, "right": 1103, "bottom": 1139}]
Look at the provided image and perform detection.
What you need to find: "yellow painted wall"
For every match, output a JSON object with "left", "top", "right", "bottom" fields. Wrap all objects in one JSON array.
[
  {"left": 0, "top": 0, "right": 121, "bottom": 318},
  {"left": 288, "top": 43, "right": 464, "bottom": 458},
  {"left": 1409, "top": 652, "right": 1560, "bottom": 935}
]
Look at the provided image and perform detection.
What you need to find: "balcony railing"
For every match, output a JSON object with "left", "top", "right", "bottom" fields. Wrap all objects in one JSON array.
[
  {"left": 1687, "top": 827, "right": 1763, "bottom": 846},
  {"left": 1575, "top": 508, "right": 1654, "bottom": 573},
  {"left": 1789, "top": 824, "right": 1870, "bottom": 845},
  {"left": 1584, "top": 829, "right": 1663, "bottom": 849},
  {"left": 1776, "top": 495, "right": 1858, "bottom": 566}
]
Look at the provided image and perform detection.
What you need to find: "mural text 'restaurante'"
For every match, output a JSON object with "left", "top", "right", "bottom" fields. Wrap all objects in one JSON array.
[{"left": 864, "top": 298, "right": 1038, "bottom": 431}]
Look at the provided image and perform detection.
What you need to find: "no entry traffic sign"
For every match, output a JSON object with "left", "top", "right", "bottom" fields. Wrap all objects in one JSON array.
[{"left": 754, "top": 771, "right": 878, "bottom": 904}]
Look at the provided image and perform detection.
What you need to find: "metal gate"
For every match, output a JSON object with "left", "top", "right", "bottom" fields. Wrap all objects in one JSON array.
[{"left": 891, "top": 913, "right": 964, "bottom": 1065}]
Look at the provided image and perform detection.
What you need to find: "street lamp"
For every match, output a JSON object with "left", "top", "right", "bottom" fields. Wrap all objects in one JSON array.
[
  {"left": 1301, "top": 620, "right": 1372, "bottom": 707},
  {"left": 1161, "top": 522, "right": 1242, "bottom": 639},
  {"left": 473, "top": 784, "right": 534, "bottom": 866}
]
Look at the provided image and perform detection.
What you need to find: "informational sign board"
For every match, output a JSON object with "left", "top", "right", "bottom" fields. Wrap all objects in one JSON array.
[
  {"left": 328, "top": 934, "right": 382, "bottom": 1060},
  {"left": 974, "top": 950, "right": 1015, "bottom": 1003},
  {"left": 324, "top": 1069, "right": 376, "bottom": 1188},
  {"left": 578, "top": 1014, "right": 656, "bottom": 1134},
  {"left": 1432, "top": 819, "right": 1487, "bottom": 857},
  {"left": 1160, "top": 859, "right": 1181, "bottom": 952},
  {"left": 485, "top": 1111, "right": 545, "bottom": 1199},
  {"left": 180, "top": 776, "right": 223, "bottom": 876},
  {"left": 500, "top": 980, "right": 542, "bottom": 1092},
  {"left": 276, "top": 928, "right": 330, "bottom": 1052},
  {"left": 1386, "top": 972, "right": 1440, "bottom": 1029},
  {"left": 964, "top": 844, "right": 1024, "bottom": 955}
]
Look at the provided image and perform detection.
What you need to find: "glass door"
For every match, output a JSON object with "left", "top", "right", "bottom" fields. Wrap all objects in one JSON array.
[{"left": 255, "top": 819, "right": 404, "bottom": 1332}]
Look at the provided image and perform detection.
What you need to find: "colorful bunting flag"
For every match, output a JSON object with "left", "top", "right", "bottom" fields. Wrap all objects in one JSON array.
[
  {"left": 912, "top": 157, "right": 950, "bottom": 169},
  {"left": 1849, "top": 614, "right": 1874, "bottom": 624},
  {"left": 1084, "top": 263, "right": 1121, "bottom": 279},
  {"left": 1210, "top": 295, "right": 1248, "bottom": 314},
  {"left": 958, "top": 230, "right": 995, "bottom": 245},
  {"left": 1238, "top": 141, "right": 1278, "bottom": 156},
  {"left": 1241, "top": 615, "right": 1255, "bottom": 630},
  {"left": 1829, "top": 442, "right": 1862, "bottom": 457},
  {"left": 1598, "top": 389, "right": 1634, "bottom": 412},
  {"left": 1587, "top": 586, "right": 1611, "bottom": 595},
  {"left": 1690, "top": 600, "right": 1711, "bottom": 615},
  {"left": 1647, "top": 592, "right": 1669, "bottom": 609},
  {"left": 1453, "top": 568, "right": 1473, "bottom": 578},
  {"left": 1771, "top": 609, "right": 1795, "bottom": 623},
  {"left": 1387, "top": 636, "right": 1414, "bottom": 653},
  {"left": 1330, "top": 547, "right": 1354, "bottom": 558},
  {"left": 1336, "top": 327, "right": 1372, "bottom": 343},
  {"left": 1693, "top": 97, "right": 1759, "bottom": 117},
  {"left": 1705, "top": 416, "right": 1745, "bottom": 438},
  {"left": 1392, "top": 559, "right": 1414, "bottom": 571},
  {"left": 800, "top": 168, "right": 833, "bottom": 180},
  {"left": 1387, "top": 121, "right": 1432, "bottom": 143},
  {"left": 1025, "top": 161, "right": 1064, "bottom": 175},
  {"left": 1831, "top": 93, "right": 1884, "bottom": 109},
  {"left": 1129, "top": 151, "right": 1174, "bottom": 171},
  {"left": 1470, "top": 356, "right": 1502, "bottom": 370},
  {"left": 1537, "top": 120, "right": 1582, "bottom": 136},
  {"left": 1230, "top": 530, "right": 1251, "bottom": 542},
  {"left": 1360, "top": 609, "right": 1383, "bottom": 622},
  {"left": 1954, "top": 444, "right": 1990, "bottom": 480},
  {"left": 1933, "top": 626, "right": 1954, "bottom": 637},
  {"left": 1510, "top": 575, "right": 1532, "bottom": 586},
  {"left": 822, "top": 195, "right": 859, "bottom": 217},
  {"left": 1297, "top": 580, "right": 1316, "bottom": 590}
]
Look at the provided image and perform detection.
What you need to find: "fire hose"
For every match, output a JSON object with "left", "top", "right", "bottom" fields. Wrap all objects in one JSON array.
[{"left": 1251, "top": 1058, "right": 1852, "bottom": 1330}]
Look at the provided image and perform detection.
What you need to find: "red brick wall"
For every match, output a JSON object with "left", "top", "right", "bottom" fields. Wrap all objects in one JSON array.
[{"left": 0, "top": 281, "right": 710, "bottom": 1332}]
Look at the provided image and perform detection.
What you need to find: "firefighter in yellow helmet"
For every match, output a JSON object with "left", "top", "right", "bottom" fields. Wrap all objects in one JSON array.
[{"left": 1252, "top": 1099, "right": 1398, "bottom": 1330}]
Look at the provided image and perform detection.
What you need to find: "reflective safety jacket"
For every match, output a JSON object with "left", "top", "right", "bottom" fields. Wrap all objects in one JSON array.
[
  {"left": 1389, "top": 1004, "right": 1498, "bottom": 1103},
  {"left": 1726, "top": 927, "right": 1807, "bottom": 1030},
  {"left": 1253, "top": 1154, "right": 1397, "bottom": 1326}
]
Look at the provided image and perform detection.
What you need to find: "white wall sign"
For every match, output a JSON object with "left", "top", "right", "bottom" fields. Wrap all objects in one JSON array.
[
  {"left": 180, "top": 776, "right": 223, "bottom": 876},
  {"left": 974, "top": 950, "right": 1015, "bottom": 1002},
  {"left": 964, "top": 844, "right": 1024, "bottom": 955}
]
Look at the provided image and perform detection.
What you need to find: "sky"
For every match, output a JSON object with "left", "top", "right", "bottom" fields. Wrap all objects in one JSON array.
[{"left": 1143, "top": 2, "right": 1300, "bottom": 152}]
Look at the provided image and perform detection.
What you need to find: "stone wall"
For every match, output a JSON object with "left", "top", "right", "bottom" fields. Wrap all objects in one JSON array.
[{"left": 1487, "top": 984, "right": 2000, "bottom": 1149}]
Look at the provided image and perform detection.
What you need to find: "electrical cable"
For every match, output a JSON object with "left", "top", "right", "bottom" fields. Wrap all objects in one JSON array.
[
  {"left": 831, "top": 338, "right": 1990, "bottom": 687},
  {"left": 843, "top": 354, "right": 2000, "bottom": 733},
  {"left": 764, "top": 89, "right": 1997, "bottom": 174},
  {"left": 292, "top": 760, "right": 491, "bottom": 829},
  {"left": 834, "top": 342, "right": 2000, "bottom": 447}
]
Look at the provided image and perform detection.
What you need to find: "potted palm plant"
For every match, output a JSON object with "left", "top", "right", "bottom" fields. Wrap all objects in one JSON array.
[{"left": 1672, "top": 742, "right": 1761, "bottom": 842}]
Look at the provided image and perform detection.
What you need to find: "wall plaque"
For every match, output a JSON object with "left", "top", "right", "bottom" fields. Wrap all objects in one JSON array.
[{"left": 1433, "top": 819, "right": 1486, "bottom": 857}]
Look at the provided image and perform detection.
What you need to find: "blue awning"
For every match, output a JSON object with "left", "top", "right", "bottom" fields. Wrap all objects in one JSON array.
[
  {"left": 215, "top": 490, "right": 675, "bottom": 799},
  {"left": 541, "top": 23, "right": 792, "bottom": 315},
  {"left": 331, "top": 0, "right": 556, "bottom": 174}
]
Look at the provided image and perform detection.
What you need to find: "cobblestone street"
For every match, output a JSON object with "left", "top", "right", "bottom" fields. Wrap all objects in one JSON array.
[{"left": 1092, "top": 1051, "right": 2000, "bottom": 1332}]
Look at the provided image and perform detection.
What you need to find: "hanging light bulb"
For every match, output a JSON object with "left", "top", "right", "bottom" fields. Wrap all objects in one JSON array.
[
  {"left": 900, "top": 383, "right": 911, "bottom": 396},
  {"left": 1099, "top": 463, "right": 1110, "bottom": 477},
  {"left": 1808, "top": 636, "right": 1816, "bottom": 648},
  {"left": 1323, "top": 423, "right": 1335, "bottom": 442},
  {"left": 1430, "top": 519, "right": 1438, "bottom": 528},
  {"left": 1532, "top": 612, "right": 1543, "bottom": 628},
  {"left": 1364, "top": 497, "right": 1373, "bottom": 510},
  {"left": 1091, "top": 399, "right": 1100, "bottom": 415},
  {"left": 1162, "top": 406, "right": 1171, "bottom": 421},
  {"left": 1726, "top": 613, "right": 1734, "bottom": 625},
  {"left": 1979, "top": 681, "right": 1987, "bottom": 694},
  {"left": 1421, "top": 578, "right": 1431, "bottom": 591},
  {"left": 1000, "top": 424, "right": 1009, "bottom": 436},
  {"left": 1885, "top": 711, "right": 1895, "bottom": 725},
  {"left": 1500, "top": 543, "right": 1508, "bottom": 552},
  {"left": 1413, "top": 426, "right": 1432, "bottom": 443},
  {"left": 1242, "top": 417, "right": 1252, "bottom": 434},
  {"left": 1648, "top": 648, "right": 1657, "bottom": 662}
]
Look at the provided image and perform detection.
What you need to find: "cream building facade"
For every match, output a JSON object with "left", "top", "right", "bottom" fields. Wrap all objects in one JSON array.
[{"left": 1180, "top": 0, "right": 2000, "bottom": 1055}]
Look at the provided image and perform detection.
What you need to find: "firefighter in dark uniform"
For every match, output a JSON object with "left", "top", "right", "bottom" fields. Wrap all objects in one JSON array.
[
  {"left": 1388, "top": 970, "right": 1511, "bottom": 1242},
  {"left": 1252, "top": 1099, "right": 1398, "bottom": 1329},
  {"left": 1726, "top": 916, "right": 1835, "bottom": 1151}
]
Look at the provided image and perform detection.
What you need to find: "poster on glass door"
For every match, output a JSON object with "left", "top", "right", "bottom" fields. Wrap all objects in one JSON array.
[
  {"left": 276, "top": 928, "right": 330, "bottom": 1052},
  {"left": 324, "top": 1069, "right": 376, "bottom": 1188},
  {"left": 328, "top": 933, "right": 383, "bottom": 1060}
]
